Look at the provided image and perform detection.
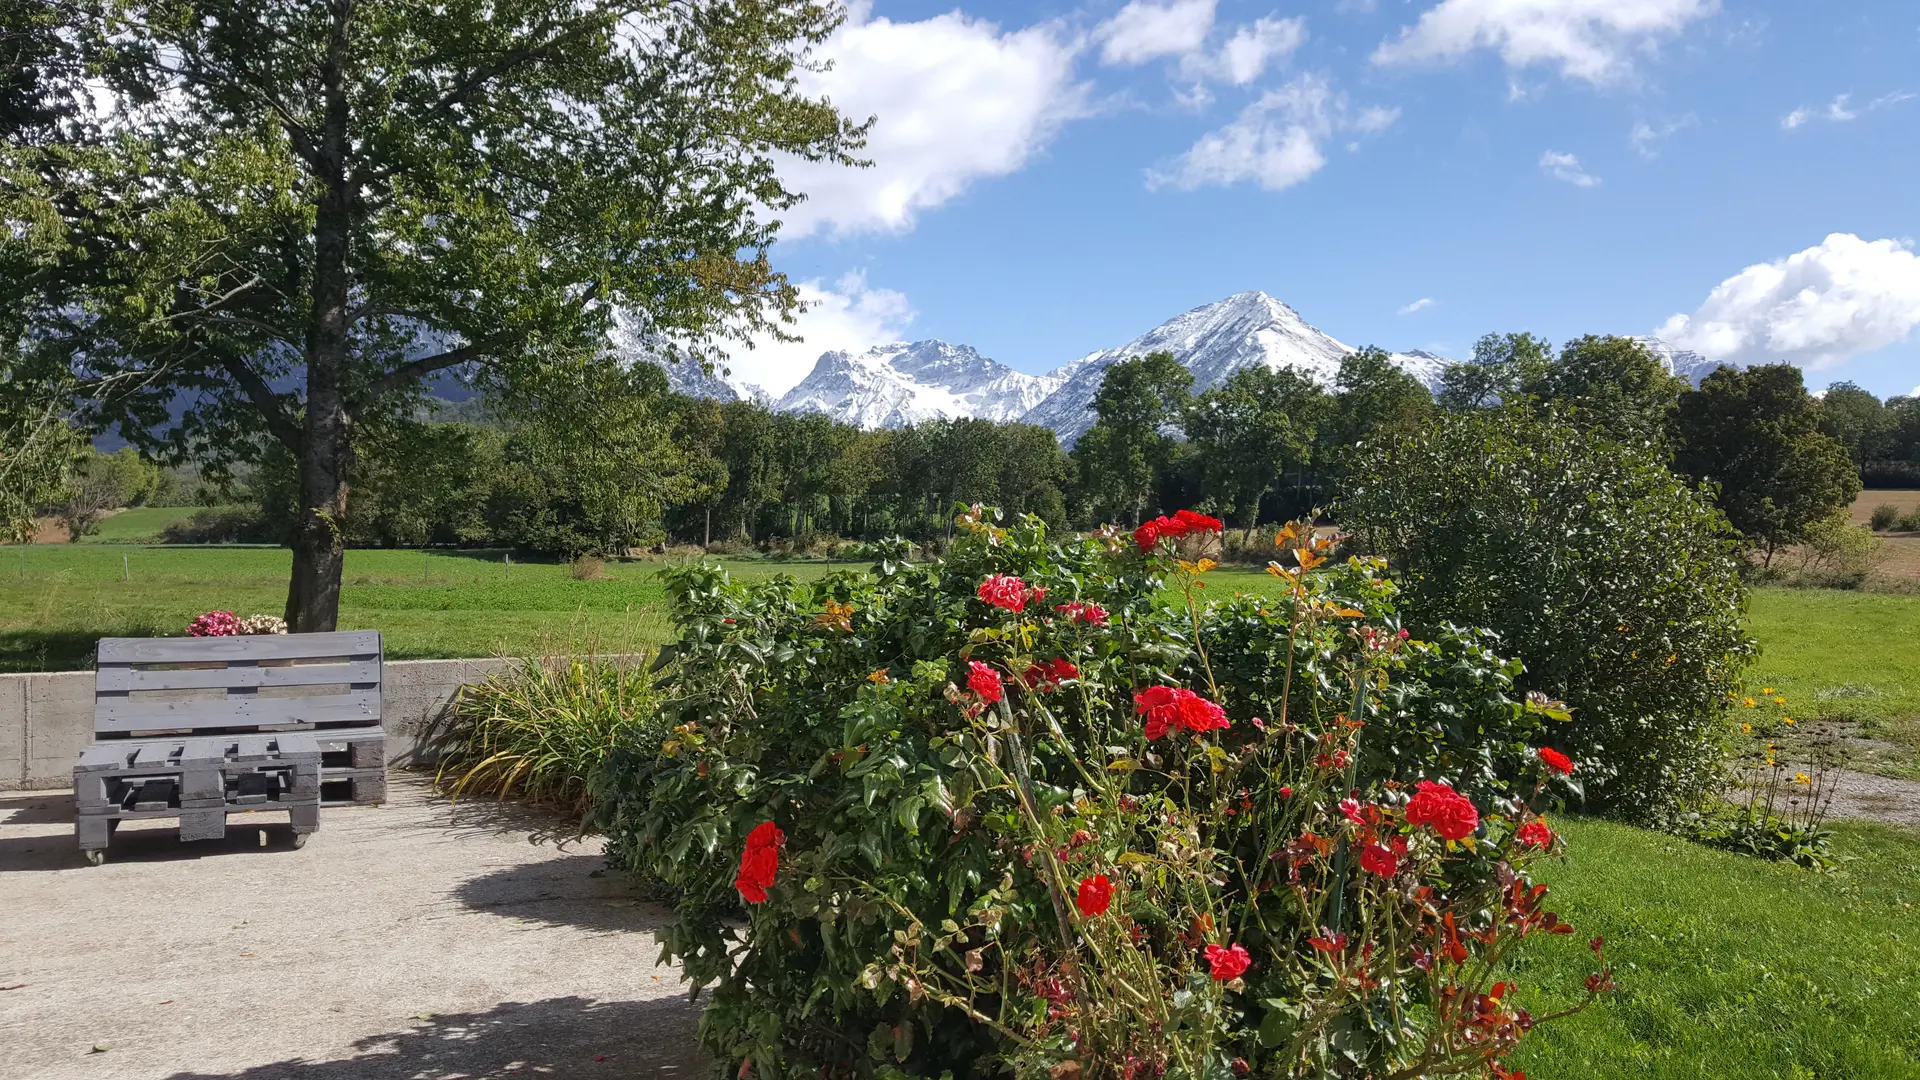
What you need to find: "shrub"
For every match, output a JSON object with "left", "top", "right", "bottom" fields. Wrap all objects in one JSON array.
[
  {"left": 160, "top": 503, "right": 274, "bottom": 544},
  {"left": 1899, "top": 509, "right": 1920, "bottom": 533},
  {"left": 436, "top": 652, "right": 657, "bottom": 817},
  {"left": 593, "top": 509, "right": 1606, "bottom": 1079},
  {"left": 569, "top": 554, "right": 609, "bottom": 581},
  {"left": 1869, "top": 504, "right": 1900, "bottom": 531},
  {"left": 1338, "top": 407, "right": 1754, "bottom": 823}
]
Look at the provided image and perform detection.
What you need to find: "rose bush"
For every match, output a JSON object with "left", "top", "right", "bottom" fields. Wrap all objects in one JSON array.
[{"left": 594, "top": 508, "right": 1605, "bottom": 1079}]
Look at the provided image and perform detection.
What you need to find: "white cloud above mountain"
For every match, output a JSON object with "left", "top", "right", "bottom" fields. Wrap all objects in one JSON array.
[
  {"left": 776, "top": 7, "right": 1088, "bottom": 238},
  {"left": 720, "top": 272, "right": 915, "bottom": 396},
  {"left": 1147, "top": 73, "right": 1396, "bottom": 192},
  {"left": 1657, "top": 234, "right": 1920, "bottom": 371},
  {"left": 1371, "top": 0, "right": 1720, "bottom": 85}
]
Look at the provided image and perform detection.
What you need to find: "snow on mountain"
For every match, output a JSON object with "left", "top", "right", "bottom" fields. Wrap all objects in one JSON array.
[
  {"left": 1021, "top": 291, "right": 1451, "bottom": 446},
  {"left": 776, "top": 340, "right": 1063, "bottom": 429},
  {"left": 1631, "top": 336, "right": 1734, "bottom": 387}
]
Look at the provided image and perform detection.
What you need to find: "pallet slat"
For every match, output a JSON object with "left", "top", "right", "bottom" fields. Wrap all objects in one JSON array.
[
  {"left": 94, "top": 660, "right": 381, "bottom": 692},
  {"left": 92, "top": 691, "right": 379, "bottom": 732},
  {"left": 96, "top": 631, "right": 381, "bottom": 665}
]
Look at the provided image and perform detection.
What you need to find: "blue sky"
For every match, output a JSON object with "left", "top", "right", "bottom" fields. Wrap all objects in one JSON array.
[{"left": 721, "top": 1, "right": 1920, "bottom": 400}]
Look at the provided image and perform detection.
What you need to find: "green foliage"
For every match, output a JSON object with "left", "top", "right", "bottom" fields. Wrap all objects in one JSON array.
[
  {"left": 594, "top": 511, "right": 1600, "bottom": 1079},
  {"left": 1536, "top": 335, "right": 1686, "bottom": 442},
  {"left": 1437, "top": 332, "right": 1553, "bottom": 411},
  {"left": 1870, "top": 504, "right": 1901, "bottom": 531},
  {"left": 57, "top": 447, "right": 163, "bottom": 541},
  {"left": 1673, "top": 365, "right": 1862, "bottom": 563},
  {"left": 1338, "top": 407, "right": 1754, "bottom": 821},
  {"left": 1817, "top": 382, "right": 1895, "bottom": 467},
  {"left": 1321, "top": 346, "right": 1433, "bottom": 457},
  {"left": 0, "top": 373, "right": 82, "bottom": 543},
  {"left": 435, "top": 650, "right": 658, "bottom": 817},
  {"left": 1184, "top": 365, "right": 1329, "bottom": 536},
  {"left": 1072, "top": 352, "right": 1194, "bottom": 522}
]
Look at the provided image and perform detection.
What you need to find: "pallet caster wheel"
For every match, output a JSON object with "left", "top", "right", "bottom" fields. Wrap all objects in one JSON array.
[
  {"left": 83, "top": 849, "right": 105, "bottom": 866},
  {"left": 291, "top": 833, "right": 310, "bottom": 850}
]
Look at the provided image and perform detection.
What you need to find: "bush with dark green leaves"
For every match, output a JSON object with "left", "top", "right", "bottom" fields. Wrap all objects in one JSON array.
[
  {"left": 1870, "top": 504, "right": 1900, "bottom": 531},
  {"left": 1338, "top": 407, "right": 1754, "bottom": 823}
]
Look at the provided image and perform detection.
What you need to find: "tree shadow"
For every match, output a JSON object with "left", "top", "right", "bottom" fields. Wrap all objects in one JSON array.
[
  {"left": 0, "top": 628, "right": 114, "bottom": 673},
  {"left": 159, "top": 995, "right": 704, "bottom": 1079},
  {"left": 452, "top": 852, "right": 675, "bottom": 935}
]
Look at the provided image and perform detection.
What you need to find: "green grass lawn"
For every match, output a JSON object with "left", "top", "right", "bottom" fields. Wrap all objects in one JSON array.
[
  {"left": 1508, "top": 816, "right": 1920, "bottom": 1079},
  {"left": 1744, "top": 588, "right": 1920, "bottom": 777},
  {"left": 0, "top": 545, "right": 851, "bottom": 672},
  {"left": 79, "top": 506, "right": 200, "bottom": 542}
]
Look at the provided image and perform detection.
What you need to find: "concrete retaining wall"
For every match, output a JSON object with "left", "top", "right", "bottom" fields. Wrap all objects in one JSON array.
[{"left": 0, "top": 657, "right": 511, "bottom": 791}]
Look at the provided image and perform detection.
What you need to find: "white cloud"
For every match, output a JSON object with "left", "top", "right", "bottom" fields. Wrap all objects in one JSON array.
[
  {"left": 1630, "top": 114, "right": 1695, "bottom": 158},
  {"left": 1206, "top": 16, "right": 1309, "bottom": 85},
  {"left": 1097, "top": 0, "right": 1217, "bottom": 66},
  {"left": 776, "top": 9, "right": 1088, "bottom": 238},
  {"left": 1782, "top": 90, "right": 1913, "bottom": 130},
  {"left": 718, "top": 272, "right": 915, "bottom": 396},
  {"left": 1539, "top": 149, "right": 1601, "bottom": 187},
  {"left": 1147, "top": 73, "right": 1395, "bottom": 192},
  {"left": 1399, "top": 297, "right": 1435, "bottom": 315},
  {"left": 1371, "top": 0, "right": 1720, "bottom": 85},
  {"left": 1656, "top": 234, "right": 1920, "bottom": 371}
]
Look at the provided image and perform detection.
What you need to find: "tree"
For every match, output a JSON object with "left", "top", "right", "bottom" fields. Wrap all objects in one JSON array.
[
  {"left": 1437, "top": 332, "right": 1552, "bottom": 411},
  {"left": 58, "top": 446, "right": 160, "bottom": 541},
  {"left": 1817, "top": 382, "right": 1894, "bottom": 468},
  {"left": 1072, "top": 352, "right": 1193, "bottom": 523},
  {"left": 3, "top": 1, "right": 864, "bottom": 628},
  {"left": 1339, "top": 407, "right": 1752, "bottom": 820},
  {"left": 0, "top": 373, "right": 83, "bottom": 543},
  {"left": 1673, "top": 365, "right": 1862, "bottom": 564},
  {"left": 1536, "top": 335, "right": 1685, "bottom": 442},
  {"left": 1322, "top": 346, "right": 1433, "bottom": 460},
  {"left": 1185, "top": 365, "right": 1328, "bottom": 538}
]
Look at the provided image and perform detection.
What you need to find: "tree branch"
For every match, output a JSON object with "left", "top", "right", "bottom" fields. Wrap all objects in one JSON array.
[
  {"left": 217, "top": 354, "right": 303, "bottom": 453},
  {"left": 351, "top": 338, "right": 498, "bottom": 415}
]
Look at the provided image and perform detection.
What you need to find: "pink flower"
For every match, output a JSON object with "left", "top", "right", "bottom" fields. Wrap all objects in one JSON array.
[
  {"left": 967, "top": 661, "right": 1003, "bottom": 704},
  {"left": 1338, "top": 797, "right": 1365, "bottom": 826},
  {"left": 1405, "top": 781, "right": 1479, "bottom": 842},
  {"left": 1515, "top": 820, "right": 1554, "bottom": 850},
  {"left": 735, "top": 821, "right": 783, "bottom": 903},
  {"left": 1204, "top": 942, "right": 1251, "bottom": 981},
  {"left": 187, "top": 611, "right": 242, "bottom": 637},
  {"left": 977, "top": 575, "right": 1032, "bottom": 613}
]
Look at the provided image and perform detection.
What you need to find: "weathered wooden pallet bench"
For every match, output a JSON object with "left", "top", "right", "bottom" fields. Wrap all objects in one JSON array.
[{"left": 74, "top": 630, "right": 388, "bottom": 864}]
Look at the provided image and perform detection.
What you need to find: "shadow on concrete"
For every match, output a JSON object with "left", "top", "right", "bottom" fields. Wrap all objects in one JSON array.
[
  {"left": 159, "top": 995, "right": 704, "bottom": 1080},
  {"left": 0, "top": 791, "right": 74, "bottom": 825},
  {"left": 0, "top": 814, "right": 304, "bottom": 872},
  {"left": 452, "top": 852, "right": 674, "bottom": 935}
]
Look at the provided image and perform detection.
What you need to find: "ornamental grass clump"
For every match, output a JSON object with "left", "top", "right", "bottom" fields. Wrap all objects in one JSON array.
[{"left": 595, "top": 507, "right": 1608, "bottom": 1079}]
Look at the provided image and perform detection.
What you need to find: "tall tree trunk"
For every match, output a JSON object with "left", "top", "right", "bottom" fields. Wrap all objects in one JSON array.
[{"left": 286, "top": 2, "right": 356, "bottom": 633}]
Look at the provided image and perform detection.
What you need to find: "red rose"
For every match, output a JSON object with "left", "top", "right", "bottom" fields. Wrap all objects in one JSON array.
[
  {"left": 1538, "top": 747, "right": 1575, "bottom": 776},
  {"left": 977, "top": 574, "right": 1031, "bottom": 612},
  {"left": 1054, "top": 602, "right": 1109, "bottom": 626},
  {"left": 1515, "top": 820, "right": 1554, "bottom": 850},
  {"left": 1204, "top": 942, "right": 1251, "bottom": 981},
  {"left": 967, "top": 661, "right": 1003, "bottom": 704},
  {"left": 1136, "top": 685, "right": 1228, "bottom": 739},
  {"left": 1175, "top": 690, "right": 1229, "bottom": 733},
  {"left": 1405, "top": 780, "right": 1479, "bottom": 842},
  {"left": 1075, "top": 874, "right": 1113, "bottom": 917},
  {"left": 1133, "top": 517, "right": 1168, "bottom": 552},
  {"left": 1172, "top": 508, "right": 1223, "bottom": 534},
  {"left": 735, "top": 821, "right": 784, "bottom": 904},
  {"left": 1359, "top": 840, "right": 1402, "bottom": 877}
]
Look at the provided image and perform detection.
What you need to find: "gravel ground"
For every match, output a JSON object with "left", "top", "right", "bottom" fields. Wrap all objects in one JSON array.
[
  {"left": 0, "top": 776, "right": 700, "bottom": 1080},
  {"left": 1825, "top": 768, "right": 1920, "bottom": 829}
]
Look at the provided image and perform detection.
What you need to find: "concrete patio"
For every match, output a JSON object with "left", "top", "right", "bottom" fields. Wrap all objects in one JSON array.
[{"left": 0, "top": 776, "right": 701, "bottom": 1079}]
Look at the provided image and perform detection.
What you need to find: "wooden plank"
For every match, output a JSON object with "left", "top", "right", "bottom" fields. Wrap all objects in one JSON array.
[
  {"left": 132, "top": 744, "right": 177, "bottom": 770},
  {"left": 94, "top": 660, "right": 382, "bottom": 693},
  {"left": 274, "top": 733, "right": 321, "bottom": 761},
  {"left": 93, "top": 691, "right": 380, "bottom": 733},
  {"left": 96, "top": 631, "right": 382, "bottom": 665},
  {"left": 231, "top": 736, "right": 273, "bottom": 762},
  {"left": 179, "top": 739, "right": 226, "bottom": 767},
  {"left": 75, "top": 744, "right": 129, "bottom": 773}
]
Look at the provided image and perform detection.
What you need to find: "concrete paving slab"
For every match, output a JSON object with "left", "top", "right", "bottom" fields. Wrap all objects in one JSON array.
[{"left": 0, "top": 776, "right": 701, "bottom": 1079}]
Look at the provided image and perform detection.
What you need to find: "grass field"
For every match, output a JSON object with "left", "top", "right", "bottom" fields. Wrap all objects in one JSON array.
[
  {"left": 1508, "top": 817, "right": 1920, "bottom": 1079},
  {"left": 82, "top": 506, "right": 200, "bottom": 542}
]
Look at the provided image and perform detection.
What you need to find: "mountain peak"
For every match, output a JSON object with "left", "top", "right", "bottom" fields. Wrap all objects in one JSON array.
[{"left": 776, "top": 340, "right": 1063, "bottom": 428}]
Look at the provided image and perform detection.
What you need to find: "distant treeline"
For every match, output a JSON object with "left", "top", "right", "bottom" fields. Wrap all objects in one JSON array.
[{"left": 133, "top": 335, "right": 1915, "bottom": 559}]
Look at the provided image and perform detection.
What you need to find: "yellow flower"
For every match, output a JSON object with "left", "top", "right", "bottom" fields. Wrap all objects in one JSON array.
[
  {"left": 1793, "top": 772, "right": 1812, "bottom": 786},
  {"left": 1765, "top": 756, "right": 1777, "bottom": 767},
  {"left": 1783, "top": 717, "right": 1795, "bottom": 726},
  {"left": 1773, "top": 696, "right": 1786, "bottom": 705},
  {"left": 867, "top": 668, "right": 892, "bottom": 684},
  {"left": 1742, "top": 698, "right": 1756, "bottom": 708},
  {"left": 1666, "top": 654, "right": 1678, "bottom": 665},
  {"left": 1741, "top": 723, "right": 1752, "bottom": 734},
  {"left": 1762, "top": 687, "right": 1774, "bottom": 695}
]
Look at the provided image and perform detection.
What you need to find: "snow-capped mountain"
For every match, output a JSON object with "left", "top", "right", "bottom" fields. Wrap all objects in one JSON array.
[
  {"left": 776, "top": 340, "right": 1063, "bottom": 429},
  {"left": 1021, "top": 291, "right": 1451, "bottom": 446},
  {"left": 1631, "top": 336, "right": 1733, "bottom": 386}
]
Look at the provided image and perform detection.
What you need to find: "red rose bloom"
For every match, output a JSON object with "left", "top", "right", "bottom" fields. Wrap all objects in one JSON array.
[
  {"left": 1204, "top": 942, "right": 1251, "bottom": 981},
  {"left": 1054, "top": 602, "right": 1109, "bottom": 626},
  {"left": 1133, "top": 518, "right": 1167, "bottom": 553},
  {"left": 1538, "top": 747, "right": 1575, "bottom": 775},
  {"left": 1405, "top": 780, "right": 1480, "bottom": 842},
  {"left": 1359, "top": 839, "right": 1404, "bottom": 877},
  {"left": 735, "top": 821, "right": 784, "bottom": 904},
  {"left": 1075, "top": 874, "right": 1114, "bottom": 917},
  {"left": 1172, "top": 508, "right": 1224, "bottom": 534},
  {"left": 977, "top": 574, "right": 1031, "bottom": 612},
  {"left": 1515, "top": 820, "right": 1555, "bottom": 850},
  {"left": 1021, "top": 658, "right": 1079, "bottom": 692},
  {"left": 1135, "top": 685, "right": 1229, "bottom": 739},
  {"left": 967, "top": 661, "right": 1003, "bottom": 704}
]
